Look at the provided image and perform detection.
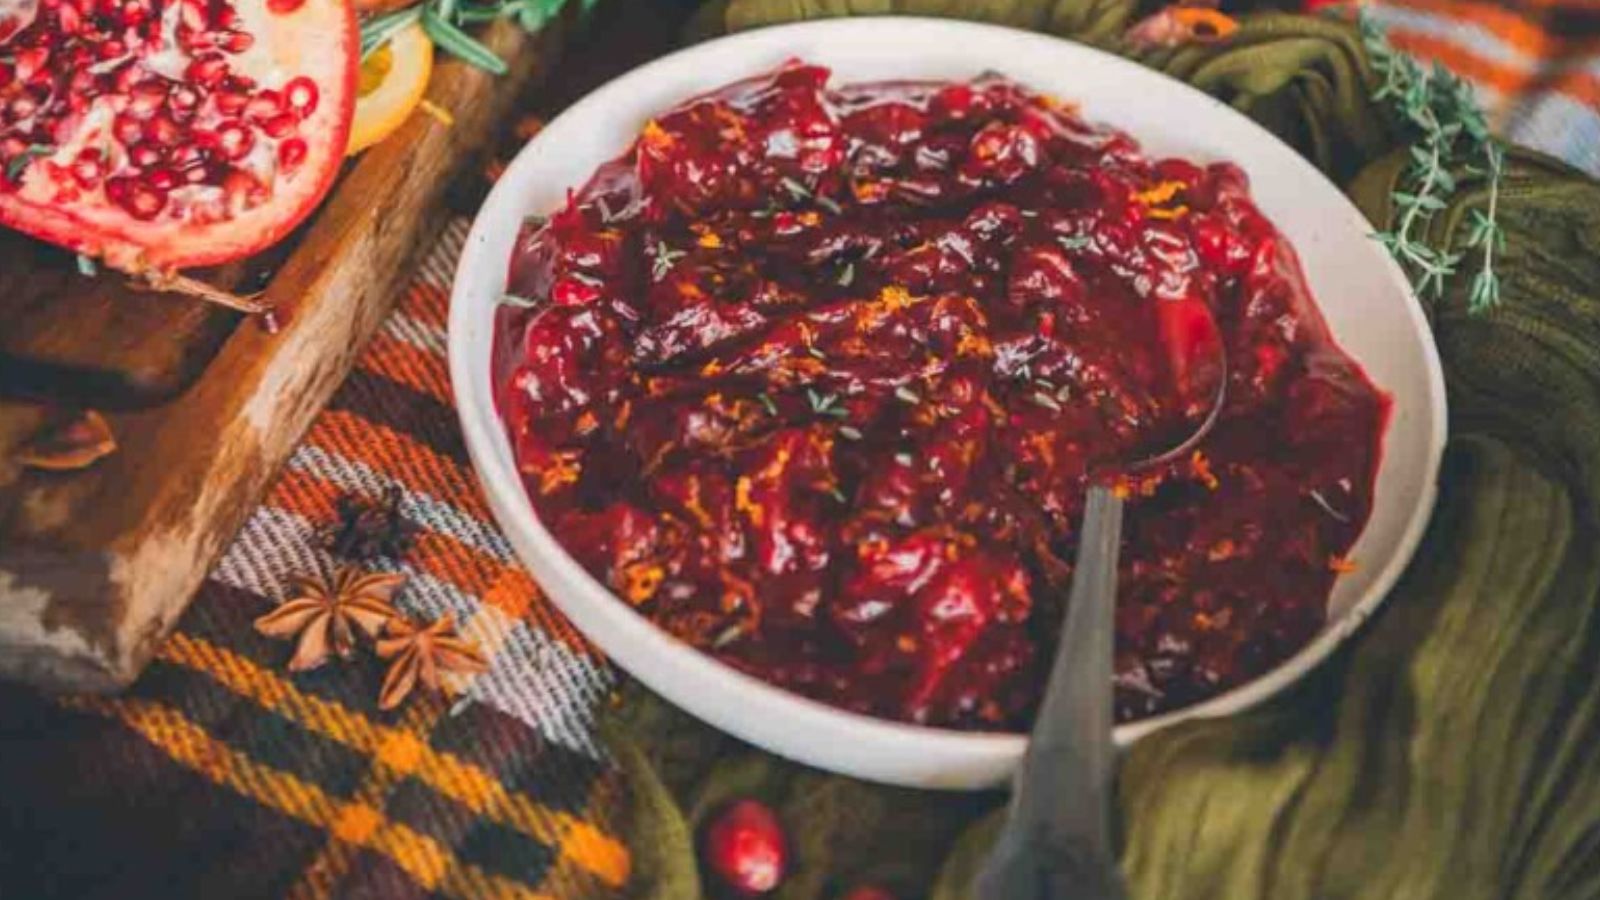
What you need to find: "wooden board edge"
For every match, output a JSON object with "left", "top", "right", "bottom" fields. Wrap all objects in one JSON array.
[{"left": 0, "top": 18, "right": 565, "bottom": 693}]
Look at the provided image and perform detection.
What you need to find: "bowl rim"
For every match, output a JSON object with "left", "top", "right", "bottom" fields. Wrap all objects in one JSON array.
[{"left": 448, "top": 15, "right": 1448, "bottom": 785}]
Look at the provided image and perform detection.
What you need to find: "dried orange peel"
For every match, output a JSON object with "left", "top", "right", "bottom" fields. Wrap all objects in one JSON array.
[{"left": 348, "top": 23, "right": 435, "bottom": 155}]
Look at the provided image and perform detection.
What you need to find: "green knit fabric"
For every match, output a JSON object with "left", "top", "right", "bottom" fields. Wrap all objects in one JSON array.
[{"left": 604, "top": 4, "right": 1600, "bottom": 898}]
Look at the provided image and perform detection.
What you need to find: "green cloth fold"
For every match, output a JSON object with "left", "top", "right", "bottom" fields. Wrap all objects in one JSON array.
[{"left": 602, "top": 4, "right": 1600, "bottom": 898}]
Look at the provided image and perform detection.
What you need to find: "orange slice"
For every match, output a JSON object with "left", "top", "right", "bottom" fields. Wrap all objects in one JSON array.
[{"left": 348, "top": 23, "right": 434, "bottom": 155}]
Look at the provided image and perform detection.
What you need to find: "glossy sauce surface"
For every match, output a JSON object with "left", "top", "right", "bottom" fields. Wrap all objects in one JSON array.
[{"left": 495, "top": 64, "right": 1389, "bottom": 730}]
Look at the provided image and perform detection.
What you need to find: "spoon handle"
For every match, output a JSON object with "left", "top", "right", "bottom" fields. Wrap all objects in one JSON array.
[{"left": 975, "top": 484, "right": 1127, "bottom": 900}]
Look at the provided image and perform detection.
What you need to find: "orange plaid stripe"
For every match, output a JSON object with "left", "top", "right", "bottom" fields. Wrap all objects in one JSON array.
[
  {"left": 155, "top": 631, "right": 629, "bottom": 888},
  {"left": 59, "top": 695, "right": 563, "bottom": 900}
]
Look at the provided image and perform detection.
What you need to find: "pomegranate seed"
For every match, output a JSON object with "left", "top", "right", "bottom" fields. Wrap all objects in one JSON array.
[
  {"left": 113, "top": 114, "right": 144, "bottom": 146},
  {"left": 1, "top": 137, "right": 25, "bottom": 157},
  {"left": 261, "top": 113, "right": 296, "bottom": 139},
  {"left": 0, "top": 64, "right": 12, "bottom": 91},
  {"left": 112, "top": 61, "right": 141, "bottom": 93},
  {"left": 277, "top": 137, "right": 306, "bottom": 171},
  {"left": 144, "top": 167, "right": 179, "bottom": 191},
  {"left": 214, "top": 89, "right": 250, "bottom": 116},
  {"left": 14, "top": 47, "right": 48, "bottom": 82},
  {"left": 222, "top": 169, "right": 266, "bottom": 211},
  {"left": 183, "top": 164, "right": 210, "bottom": 184},
  {"left": 128, "top": 81, "right": 167, "bottom": 117},
  {"left": 170, "top": 86, "right": 201, "bottom": 111},
  {"left": 55, "top": 3, "right": 82, "bottom": 33},
  {"left": 107, "top": 175, "right": 167, "bottom": 220},
  {"left": 69, "top": 70, "right": 96, "bottom": 95},
  {"left": 8, "top": 96, "right": 37, "bottom": 120},
  {"left": 267, "top": 0, "right": 306, "bottom": 12},
  {"left": 244, "top": 90, "right": 282, "bottom": 123},
  {"left": 96, "top": 39, "right": 127, "bottom": 60},
  {"left": 145, "top": 114, "right": 180, "bottom": 145},
  {"left": 128, "top": 141, "right": 165, "bottom": 168},
  {"left": 220, "top": 30, "right": 254, "bottom": 53},
  {"left": 117, "top": 0, "right": 146, "bottom": 26},
  {"left": 170, "top": 143, "right": 207, "bottom": 169},
  {"left": 283, "top": 77, "right": 318, "bottom": 117},
  {"left": 185, "top": 54, "right": 228, "bottom": 88},
  {"left": 214, "top": 6, "right": 239, "bottom": 28},
  {"left": 703, "top": 800, "right": 788, "bottom": 897},
  {"left": 71, "top": 150, "right": 105, "bottom": 188},
  {"left": 214, "top": 121, "right": 254, "bottom": 160},
  {"left": 104, "top": 178, "right": 130, "bottom": 205},
  {"left": 178, "top": 26, "right": 214, "bottom": 52},
  {"left": 67, "top": 43, "right": 95, "bottom": 68}
]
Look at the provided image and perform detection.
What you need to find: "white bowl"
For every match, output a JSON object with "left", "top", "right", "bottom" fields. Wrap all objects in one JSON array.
[{"left": 448, "top": 17, "right": 1447, "bottom": 789}]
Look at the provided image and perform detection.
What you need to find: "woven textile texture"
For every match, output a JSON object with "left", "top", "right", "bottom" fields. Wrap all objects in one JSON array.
[
  {"left": 0, "top": 222, "right": 629, "bottom": 900},
  {"left": 1366, "top": 0, "right": 1600, "bottom": 176},
  {"left": 2, "top": 2, "right": 1599, "bottom": 898}
]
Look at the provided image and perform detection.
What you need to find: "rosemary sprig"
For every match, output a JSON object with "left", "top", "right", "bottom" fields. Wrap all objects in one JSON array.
[
  {"left": 421, "top": 4, "right": 508, "bottom": 75},
  {"left": 362, "top": 0, "right": 575, "bottom": 73},
  {"left": 360, "top": 6, "right": 423, "bottom": 58},
  {"left": 1361, "top": 16, "right": 1505, "bottom": 312}
]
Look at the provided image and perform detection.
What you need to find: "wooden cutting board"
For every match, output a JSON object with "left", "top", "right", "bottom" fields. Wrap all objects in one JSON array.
[{"left": 0, "top": 16, "right": 568, "bottom": 693}]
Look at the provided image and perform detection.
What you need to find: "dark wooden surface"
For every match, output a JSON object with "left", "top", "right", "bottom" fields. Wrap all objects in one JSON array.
[{"left": 0, "top": 14, "right": 573, "bottom": 693}]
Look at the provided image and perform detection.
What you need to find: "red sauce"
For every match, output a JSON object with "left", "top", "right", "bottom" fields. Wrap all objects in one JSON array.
[{"left": 494, "top": 64, "right": 1389, "bottom": 730}]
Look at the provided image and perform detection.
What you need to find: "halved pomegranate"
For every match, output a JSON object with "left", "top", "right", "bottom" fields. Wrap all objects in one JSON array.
[{"left": 0, "top": 0, "right": 356, "bottom": 271}]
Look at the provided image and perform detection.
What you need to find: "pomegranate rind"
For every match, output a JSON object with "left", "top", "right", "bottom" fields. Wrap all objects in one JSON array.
[{"left": 0, "top": 0, "right": 358, "bottom": 271}]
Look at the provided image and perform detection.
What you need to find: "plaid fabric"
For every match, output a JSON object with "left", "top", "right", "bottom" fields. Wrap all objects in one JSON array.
[
  {"left": 0, "top": 222, "right": 628, "bottom": 900},
  {"left": 1367, "top": 0, "right": 1600, "bottom": 175},
  {"left": 2, "top": 5, "right": 1597, "bottom": 898}
]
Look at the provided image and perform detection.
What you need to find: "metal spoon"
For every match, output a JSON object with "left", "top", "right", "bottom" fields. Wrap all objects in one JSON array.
[{"left": 976, "top": 298, "right": 1227, "bottom": 900}]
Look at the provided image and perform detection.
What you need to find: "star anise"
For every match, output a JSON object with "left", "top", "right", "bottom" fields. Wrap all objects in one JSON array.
[
  {"left": 375, "top": 614, "right": 488, "bottom": 711},
  {"left": 253, "top": 567, "right": 405, "bottom": 671}
]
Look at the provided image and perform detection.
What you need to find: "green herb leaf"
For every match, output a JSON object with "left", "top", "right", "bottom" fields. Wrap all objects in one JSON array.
[
  {"left": 422, "top": 4, "right": 509, "bottom": 75},
  {"left": 758, "top": 393, "right": 779, "bottom": 416},
  {"left": 5, "top": 144, "right": 53, "bottom": 183},
  {"left": 360, "top": 6, "right": 423, "bottom": 58},
  {"left": 76, "top": 254, "right": 98, "bottom": 278},
  {"left": 1363, "top": 13, "right": 1504, "bottom": 312},
  {"left": 651, "top": 242, "right": 684, "bottom": 282}
]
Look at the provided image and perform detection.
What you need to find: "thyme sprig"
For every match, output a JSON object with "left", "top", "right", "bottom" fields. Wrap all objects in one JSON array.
[{"left": 1361, "top": 16, "right": 1505, "bottom": 312}]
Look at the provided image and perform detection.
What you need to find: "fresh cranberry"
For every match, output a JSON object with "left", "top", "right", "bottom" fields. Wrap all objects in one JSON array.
[{"left": 703, "top": 799, "right": 789, "bottom": 896}]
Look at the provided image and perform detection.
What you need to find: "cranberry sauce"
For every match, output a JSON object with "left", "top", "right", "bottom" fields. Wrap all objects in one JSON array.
[{"left": 494, "top": 64, "right": 1389, "bottom": 730}]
